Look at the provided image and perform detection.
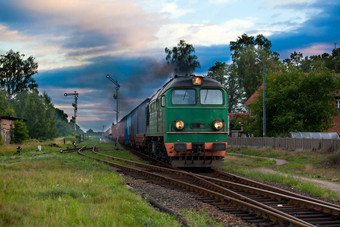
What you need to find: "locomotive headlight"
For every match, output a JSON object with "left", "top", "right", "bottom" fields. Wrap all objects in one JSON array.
[
  {"left": 213, "top": 120, "right": 223, "bottom": 130},
  {"left": 175, "top": 120, "right": 185, "bottom": 130},
  {"left": 192, "top": 76, "right": 202, "bottom": 86}
]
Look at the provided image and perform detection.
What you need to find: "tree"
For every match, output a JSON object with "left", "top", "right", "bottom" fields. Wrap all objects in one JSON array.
[
  {"left": 165, "top": 40, "right": 200, "bottom": 76},
  {"left": 0, "top": 89, "right": 15, "bottom": 116},
  {"left": 87, "top": 129, "right": 95, "bottom": 134},
  {"left": 11, "top": 90, "right": 58, "bottom": 140},
  {"left": 206, "top": 61, "right": 227, "bottom": 85},
  {"left": 332, "top": 48, "right": 340, "bottom": 72},
  {"left": 229, "top": 34, "right": 280, "bottom": 100},
  {"left": 226, "top": 64, "right": 244, "bottom": 113},
  {"left": 0, "top": 50, "right": 38, "bottom": 95},
  {"left": 206, "top": 62, "right": 242, "bottom": 112},
  {"left": 55, "top": 108, "right": 74, "bottom": 136},
  {"left": 286, "top": 48, "right": 340, "bottom": 73},
  {"left": 11, "top": 120, "right": 29, "bottom": 143},
  {"left": 249, "top": 68, "right": 340, "bottom": 137},
  {"left": 283, "top": 51, "right": 303, "bottom": 70}
]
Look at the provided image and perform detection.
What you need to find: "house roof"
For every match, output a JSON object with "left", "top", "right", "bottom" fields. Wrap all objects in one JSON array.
[{"left": 244, "top": 84, "right": 263, "bottom": 106}]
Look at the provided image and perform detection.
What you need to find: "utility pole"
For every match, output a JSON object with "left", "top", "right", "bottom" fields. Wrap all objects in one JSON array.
[
  {"left": 106, "top": 74, "right": 120, "bottom": 124},
  {"left": 64, "top": 91, "right": 79, "bottom": 145},
  {"left": 256, "top": 58, "right": 266, "bottom": 137},
  {"left": 106, "top": 74, "right": 120, "bottom": 149}
]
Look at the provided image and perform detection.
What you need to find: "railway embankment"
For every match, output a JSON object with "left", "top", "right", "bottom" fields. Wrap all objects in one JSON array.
[
  {"left": 224, "top": 148, "right": 340, "bottom": 201},
  {"left": 228, "top": 153, "right": 340, "bottom": 194}
]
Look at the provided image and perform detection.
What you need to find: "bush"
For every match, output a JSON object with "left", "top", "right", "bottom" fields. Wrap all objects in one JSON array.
[
  {"left": 325, "top": 152, "right": 340, "bottom": 167},
  {"left": 11, "top": 120, "right": 29, "bottom": 144}
]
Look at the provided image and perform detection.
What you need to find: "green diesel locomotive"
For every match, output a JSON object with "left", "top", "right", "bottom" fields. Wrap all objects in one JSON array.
[{"left": 112, "top": 75, "right": 229, "bottom": 168}]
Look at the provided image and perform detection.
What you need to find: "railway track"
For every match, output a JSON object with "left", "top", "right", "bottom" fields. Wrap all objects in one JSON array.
[{"left": 76, "top": 146, "right": 340, "bottom": 226}]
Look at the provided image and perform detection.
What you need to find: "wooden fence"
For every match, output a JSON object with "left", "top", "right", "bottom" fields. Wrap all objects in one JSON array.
[{"left": 228, "top": 137, "right": 340, "bottom": 152}]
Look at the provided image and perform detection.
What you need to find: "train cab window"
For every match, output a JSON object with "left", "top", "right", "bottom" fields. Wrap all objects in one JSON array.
[
  {"left": 161, "top": 96, "right": 165, "bottom": 107},
  {"left": 171, "top": 89, "right": 196, "bottom": 105},
  {"left": 200, "top": 89, "right": 223, "bottom": 105}
]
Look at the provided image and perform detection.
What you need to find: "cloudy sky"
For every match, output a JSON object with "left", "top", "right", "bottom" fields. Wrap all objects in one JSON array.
[{"left": 0, "top": 0, "right": 339, "bottom": 131}]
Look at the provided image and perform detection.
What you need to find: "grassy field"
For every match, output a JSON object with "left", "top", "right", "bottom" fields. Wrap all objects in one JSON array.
[
  {"left": 0, "top": 138, "right": 181, "bottom": 226},
  {"left": 223, "top": 147, "right": 340, "bottom": 200}
]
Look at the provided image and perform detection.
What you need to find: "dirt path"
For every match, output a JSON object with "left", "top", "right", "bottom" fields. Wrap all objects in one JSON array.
[{"left": 227, "top": 154, "right": 340, "bottom": 195}]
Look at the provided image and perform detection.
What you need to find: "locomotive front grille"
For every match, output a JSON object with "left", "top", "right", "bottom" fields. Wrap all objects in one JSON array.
[{"left": 191, "top": 123, "right": 205, "bottom": 129}]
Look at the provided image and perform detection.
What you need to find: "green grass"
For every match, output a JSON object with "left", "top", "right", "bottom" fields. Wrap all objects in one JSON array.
[
  {"left": 223, "top": 149, "right": 340, "bottom": 201},
  {"left": 97, "top": 144, "right": 145, "bottom": 163},
  {"left": 0, "top": 138, "right": 180, "bottom": 226},
  {"left": 227, "top": 147, "right": 340, "bottom": 182},
  {"left": 226, "top": 154, "right": 276, "bottom": 168},
  {"left": 181, "top": 209, "right": 224, "bottom": 227}
]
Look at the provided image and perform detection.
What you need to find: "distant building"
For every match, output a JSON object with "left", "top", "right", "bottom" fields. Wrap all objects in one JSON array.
[
  {"left": 327, "top": 92, "right": 340, "bottom": 134},
  {"left": 0, "top": 116, "right": 25, "bottom": 144}
]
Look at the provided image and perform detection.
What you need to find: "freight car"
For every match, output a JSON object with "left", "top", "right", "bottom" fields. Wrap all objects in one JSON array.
[{"left": 111, "top": 75, "right": 228, "bottom": 167}]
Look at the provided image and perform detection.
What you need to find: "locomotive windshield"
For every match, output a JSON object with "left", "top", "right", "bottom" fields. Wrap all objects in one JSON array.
[
  {"left": 172, "top": 89, "right": 196, "bottom": 105},
  {"left": 200, "top": 89, "right": 223, "bottom": 105}
]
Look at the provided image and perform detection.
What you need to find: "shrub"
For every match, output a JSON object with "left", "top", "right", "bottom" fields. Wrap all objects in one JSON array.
[
  {"left": 325, "top": 152, "right": 340, "bottom": 167},
  {"left": 11, "top": 120, "right": 29, "bottom": 144}
]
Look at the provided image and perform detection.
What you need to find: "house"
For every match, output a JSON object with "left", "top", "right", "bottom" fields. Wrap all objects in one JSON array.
[
  {"left": 327, "top": 92, "right": 340, "bottom": 134},
  {"left": 0, "top": 116, "right": 24, "bottom": 144},
  {"left": 244, "top": 84, "right": 263, "bottom": 115}
]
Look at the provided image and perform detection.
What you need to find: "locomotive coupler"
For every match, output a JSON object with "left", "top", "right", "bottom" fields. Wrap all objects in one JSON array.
[{"left": 197, "top": 146, "right": 201, "bottom": 161}]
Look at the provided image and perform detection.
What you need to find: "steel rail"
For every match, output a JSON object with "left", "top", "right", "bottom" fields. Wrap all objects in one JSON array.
[
  {"left": 82, "top": 148, "right": 314, "bottom": 226},
  {"left": 212, "top": 169, "right": 340, "bottom": 211},
  {"left": 92, "top": 150, "right": 339, "bottom": 213},
  {"left": 197, "top": 173, "right": 340, "bottom": 216}
]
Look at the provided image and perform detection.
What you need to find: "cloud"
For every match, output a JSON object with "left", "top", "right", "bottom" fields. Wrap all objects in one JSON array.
[
  {"left": 297, "top": 43, "right": 335, "bottom": 56},
  {"left": 208, "top": 0, "right": 232, "bottom": 4},
  {"left": 35, "top": 54, "right": 175, "bottom": 130},
  {"left": 152, "top": 19, "right": 254, "bottom": 48},
  {"left": 270, "top": 0, "right": 340, "bottom": 58},
  {"left": 0, "top": 25, "right": 30, "bottom": 42},
  {"left": 1, "top": 0, "right": 164, "bottom": 70},
  {"left": 160, "top": 1, "right": 193, "bottom": 19},
  {"left": 0, "top": 24, "right": 89, "bottom": 70},
  {"left": 77, "top": 116, "right": 108, "bottom": 122},
  {"left": 17, "top": 0, "right": 160, "bottom": 50},
  {"left": 195, "top": 45, "right": 230, "bottom": 73},
  {"left": 271, "top": 0, "right": 316, "bottom": 8}
]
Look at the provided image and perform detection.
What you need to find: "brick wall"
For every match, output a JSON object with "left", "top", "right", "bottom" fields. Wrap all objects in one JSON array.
[{"left": 0, "top": 119, "right": 14, "bottom": 144}]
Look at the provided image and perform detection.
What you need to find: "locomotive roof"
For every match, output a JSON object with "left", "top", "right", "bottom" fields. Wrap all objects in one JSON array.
[{"left": 150, "top": 75, "right": 223, "bottom": 101}]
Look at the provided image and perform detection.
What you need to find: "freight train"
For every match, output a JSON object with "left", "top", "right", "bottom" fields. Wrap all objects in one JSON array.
[{"left": 109, "top": 75, "right": 229, "bottom": 167}]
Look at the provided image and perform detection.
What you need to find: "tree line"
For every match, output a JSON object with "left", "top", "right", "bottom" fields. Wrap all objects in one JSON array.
[
  {"left": 0, "top": 50, "right": 83, "bottom": 144},
  {"left": 165, "top": 35, "right": 340, "bottom": 137},
  {"left": 1, "top": 36, "right": 339, "bottom": 143}
]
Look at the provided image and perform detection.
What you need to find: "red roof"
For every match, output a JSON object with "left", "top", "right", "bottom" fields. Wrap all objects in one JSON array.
[{"left": 244, "top": 84, "right": 263, "bottom": 105}]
